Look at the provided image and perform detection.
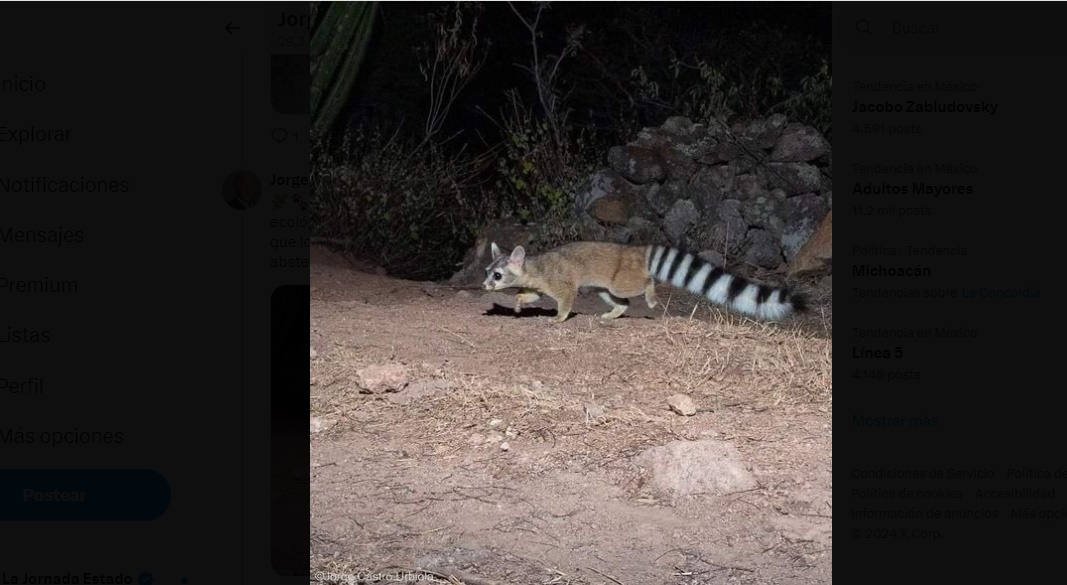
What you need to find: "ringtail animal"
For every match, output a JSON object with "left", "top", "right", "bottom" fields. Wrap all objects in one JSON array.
[{"left": 483, "top": 241, "right": 805, "bottom": 323}]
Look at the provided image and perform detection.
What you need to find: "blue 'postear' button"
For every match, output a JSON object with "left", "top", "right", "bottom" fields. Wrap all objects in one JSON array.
[{"left": 0, "top": 469, "right": 170, "bottom": 521}]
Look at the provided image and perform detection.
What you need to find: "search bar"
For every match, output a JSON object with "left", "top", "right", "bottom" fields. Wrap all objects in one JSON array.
[
  {"left": 854, "top": 19, "right": 943, "bottom": 36},
  {"left": 840, "top": 5, "right": 1060, "bottom": 49}
]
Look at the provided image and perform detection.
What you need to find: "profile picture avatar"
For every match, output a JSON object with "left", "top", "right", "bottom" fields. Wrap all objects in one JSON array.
[{"left": 223, "top": 170, "right": 262, "bottom": 210}]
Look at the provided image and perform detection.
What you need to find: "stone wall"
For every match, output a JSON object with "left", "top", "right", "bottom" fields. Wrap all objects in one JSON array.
[
  {"left": 450, "top": 115, "right": 832, "bottom": 286},
  {"left": 574, "top": 115, "right": 831, "bottom": 272}
]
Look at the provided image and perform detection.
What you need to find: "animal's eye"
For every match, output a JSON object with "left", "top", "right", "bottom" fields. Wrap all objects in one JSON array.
[{"left": 493, "top": 272, "right": 502, "bottom": 281}]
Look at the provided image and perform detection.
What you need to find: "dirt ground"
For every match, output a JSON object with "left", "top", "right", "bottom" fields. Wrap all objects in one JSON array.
[{"left": 309, "top": 245, "right": 832, "bottom": 585}]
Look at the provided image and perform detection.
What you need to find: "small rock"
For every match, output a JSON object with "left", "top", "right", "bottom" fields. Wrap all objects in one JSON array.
[
  {"left": 485, "top": 431, "right": 505, "bottom": 443},
  {"left": 505, "top": 426, "right": 518, "bottom": 439},
  {"left": 310, "top": 416, "right": 325, "bottom": 433},
  {"left": 500, "top": 442, "right": 510, "bottom": 452},
  {"left": 667, "top": 394, "right": 697, "bottom": 416},
  {"left": 310, "top": 347, "right": 318, "bottom": 359},
  {"left": 356, "top": 363, "right": 408, "bottom": 393},
  {"left": 489, "top": 418, "right": 504, "bottom": 428},
  {"left": 584, "top": 403, "right": 606, "bottom": 421}
]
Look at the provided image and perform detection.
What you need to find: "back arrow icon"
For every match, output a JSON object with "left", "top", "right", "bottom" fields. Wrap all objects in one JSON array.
[{"left": 226, "top": 22, "right": 241, "bottom": 34}]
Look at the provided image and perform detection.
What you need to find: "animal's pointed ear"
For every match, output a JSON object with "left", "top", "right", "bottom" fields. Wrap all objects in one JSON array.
[
  {"left": 491, "top": 242, "right": 502, "bottom": 258},
  {"left": 509, "top": 246, "right": 525, "bottom": 267}
]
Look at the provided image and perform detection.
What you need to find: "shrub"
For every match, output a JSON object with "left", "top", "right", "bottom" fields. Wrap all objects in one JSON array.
[
  {"left": 310, "top": 127, "right": 492, "bottom": 280},
  {"left": 490, "top": 90, "right": 600, "bottom": 250}
]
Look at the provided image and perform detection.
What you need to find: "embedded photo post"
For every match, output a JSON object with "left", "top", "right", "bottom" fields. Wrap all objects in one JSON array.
[{"left": 310, "top": 2, "right": 832, "bottom": 583}]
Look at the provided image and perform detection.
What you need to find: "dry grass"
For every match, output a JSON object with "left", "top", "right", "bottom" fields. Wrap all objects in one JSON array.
[
  {"left": 310, "top": 260, "right": 832, "bottom": 584},
  {"left": 312, "top": 293, "right": 831, "bottom": 474}
]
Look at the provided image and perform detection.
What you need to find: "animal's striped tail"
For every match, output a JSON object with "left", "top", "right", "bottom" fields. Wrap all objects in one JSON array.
[{"left": 644, "top": 245, "right": 806, "bottom": 320}]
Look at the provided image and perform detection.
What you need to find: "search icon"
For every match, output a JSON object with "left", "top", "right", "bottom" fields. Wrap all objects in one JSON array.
[
  {"left": 856, "top": 19, "right": 872, "bottom": 34},
  {"left": 271, "top": 128, "right": 289, "bottom": 143}
]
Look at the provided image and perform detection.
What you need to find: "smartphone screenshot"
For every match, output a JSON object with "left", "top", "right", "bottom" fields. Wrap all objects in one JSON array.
[{"left": 1, "top": 2, "right": 309, "bottom": 583}]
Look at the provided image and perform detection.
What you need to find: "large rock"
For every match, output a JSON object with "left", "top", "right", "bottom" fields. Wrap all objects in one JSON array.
[
  {"left": 686, "top": 119, "right": 737, "bottom": 164},
  {"left": 607, "top": 145, "right": 667, "bottom": 184},
  {"left": 734, "top": 113, "right": 789, "bottom": 149},
  {"left": 740, "top": 188, "right": 787, "bottom": 236},
  {"left": 728, "top": 156, "right": 758, "bottom": 175},
  {"left": 697, "top": 249, "right": 726, "bottom": 268},
  {"left": 662, "top": 199, "right": 700, "bottom": 244},
  {"left": 771, "top": 123, "right": 830, "bottom": 162},
  {"left": 634, "top": 116, "right": 708, "bottom": 148},
  {"left": 578, "top": 216, "right": 610, "bottom": 242},
  {"left": 636, "top": 439, "right": 758, "bottom": 499},
  {"left": 573, "top": 168, "right": 643, "bottom": 216},
  {"left": 733, "top": 173, "right": 770, "bottom": 201},
  {"left": 646, "top": 181, "right": 685, "bottom": 216},
  {"left": 620, "top": 216, "right": 664, "bottom": 245},
  {"left": 662, "top": 147, "right": 699, "bottom": 182},
  {"left": 781, "top": 193, "right": 829, "bottom": 261},
  {"left": 695, "top": 141, "right": 740, "bottom": 165},
  {"left": 589, "top": 196, "right": 630, "bottom": 225},
  {"left": 689, "top": 165, "right": 736, "bottom": 214},
  {"left": 660, "top": 116, "right": 707, "bottom": 141},
  {"left": 704, "top": 199, "right": 748, "bottom": 253},
  {"left": 743, "top": 228, "right": 783, "bottom": 268},
  {"left": 758, "top": 162, "right": 822, "bottom": 196},
  {"left": 789, "top": 209, "right": 832, "bottom": 276}
]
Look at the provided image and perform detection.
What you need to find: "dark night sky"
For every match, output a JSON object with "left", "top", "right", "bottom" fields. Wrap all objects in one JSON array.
[{"left": 349, "top": 1, "right": 831, "bottom": 145}]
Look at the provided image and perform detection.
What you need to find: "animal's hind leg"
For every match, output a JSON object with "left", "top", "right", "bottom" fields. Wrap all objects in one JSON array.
[
  {"left": 598, "top": 291, "right": 630, "bottom": 319},
  {"left": 644, "top": 281, "right": 658, "bottom": 309}
]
